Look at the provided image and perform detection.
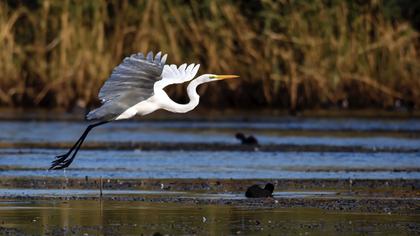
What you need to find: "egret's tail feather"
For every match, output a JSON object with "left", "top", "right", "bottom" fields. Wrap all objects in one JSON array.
[
  {"left": 86, "top": 107, "right": 101, "bottom": 120},
  {"left": 86, "top": 102, "right": 128, "bottom": 121}
]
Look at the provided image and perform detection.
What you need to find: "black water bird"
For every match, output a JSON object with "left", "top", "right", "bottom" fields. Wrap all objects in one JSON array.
[
  {"left": 245, "top": 183, "right": 274, "bottom": 198},
  {"left": 235, "top": 132, "right": 258, "bottom": 145}
]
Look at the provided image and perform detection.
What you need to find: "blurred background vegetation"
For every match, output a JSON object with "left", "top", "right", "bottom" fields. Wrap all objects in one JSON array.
[{"left": 0, "top": 0, "right": 419, "bottom": 113}]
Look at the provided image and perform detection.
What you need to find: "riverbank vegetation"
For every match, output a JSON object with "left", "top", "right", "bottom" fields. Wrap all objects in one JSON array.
[{"left": 0, "top": 0, "right": 419, "bottom": 112}]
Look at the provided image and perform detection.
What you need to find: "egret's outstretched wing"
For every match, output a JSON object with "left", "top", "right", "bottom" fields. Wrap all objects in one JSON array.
[
  {"left": 162, "top": 63, "right": 200, "bottom": 82},
  {"left": 153, "top": 63, "right": 200, "bottom": 90},
  {"left": 87, "top": 51, "right": 167, "bottom": 120}
]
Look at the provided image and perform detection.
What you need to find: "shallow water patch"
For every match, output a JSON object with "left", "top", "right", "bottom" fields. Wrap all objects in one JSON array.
[
  {"left": 1, "top": 120, "right": 420, "bottom": 149},
  {"left": 0, "top": 188, "right": 338, "bottom": 201},
  {"left": 0, "top": 199, "right": 417, "bottom": 235},
  {"left": 0, "top": 149, "right": 419, "bottom": 179}
]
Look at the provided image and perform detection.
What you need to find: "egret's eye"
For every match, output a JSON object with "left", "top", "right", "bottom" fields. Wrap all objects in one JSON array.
[{"left": 209, "top": 75, "right": 216, "bottom": 79}]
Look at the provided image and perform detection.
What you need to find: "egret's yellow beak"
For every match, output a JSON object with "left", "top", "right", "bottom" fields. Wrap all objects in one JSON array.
[{"left": 214, "top": 75, "right": 240, "bottom": 80}]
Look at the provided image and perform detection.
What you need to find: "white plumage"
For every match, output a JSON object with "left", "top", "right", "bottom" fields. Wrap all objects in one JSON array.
[{"left": 50, "top": 51, "right": 238, "bottom": 170}]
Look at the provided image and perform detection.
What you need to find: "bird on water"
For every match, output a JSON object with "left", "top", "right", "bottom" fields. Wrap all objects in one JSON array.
[
  {"left": 49, "top": 51, "right": 239, "bottom": 170},
  {"left": 235, "top": 132, "right": 259, "bottom": 145},
  {"left": 245, "top": 183, "right": 274, "bottom": 198}
]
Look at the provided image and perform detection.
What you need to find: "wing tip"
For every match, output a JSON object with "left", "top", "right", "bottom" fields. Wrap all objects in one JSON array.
[
  {"left": 154, "top": 51, "right": 162, "bottom": 62},
  {"left": 146, "top": 51, "right": 154, "bottom": 62},
  {"left": 143, "top": 51, "right": 168, "bottom": 66},
  {"left": 161, "top": 54, "right": 168, "bottom": 65}
]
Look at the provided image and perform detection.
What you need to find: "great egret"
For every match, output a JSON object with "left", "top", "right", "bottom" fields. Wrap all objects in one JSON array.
[{"left": 49, "top": 51, "right": 238, "bottom": 170}]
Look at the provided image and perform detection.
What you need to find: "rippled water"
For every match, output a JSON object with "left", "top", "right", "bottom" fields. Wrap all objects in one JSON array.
[
  {"left": 0, "top": 149, "right": 419, "bottom": 179},
  {"left": 0, "top": 118, "right": 419, "bottom": 179},
  {"left": 0, "top": 119, "right": 419, "bottom": 148}
]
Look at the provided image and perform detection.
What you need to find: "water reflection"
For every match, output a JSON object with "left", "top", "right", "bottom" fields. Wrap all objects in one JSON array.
[{"left": 0, "top": 200, "right": 416, "bottom": 235}]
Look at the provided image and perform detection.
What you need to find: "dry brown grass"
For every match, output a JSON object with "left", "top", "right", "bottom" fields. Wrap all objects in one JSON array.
[{"left": 0, "top": 0, "right": 419, "bottom": 111}]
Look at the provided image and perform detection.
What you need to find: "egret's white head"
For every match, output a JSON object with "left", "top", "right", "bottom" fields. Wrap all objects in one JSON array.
[{"left": 196, "top": 74, "right": 240, "bottom": 84}]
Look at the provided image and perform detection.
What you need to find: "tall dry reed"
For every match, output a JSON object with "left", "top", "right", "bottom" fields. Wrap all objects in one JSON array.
[{"left": 0, "top": 0, "right": 418, "bottom": 111}]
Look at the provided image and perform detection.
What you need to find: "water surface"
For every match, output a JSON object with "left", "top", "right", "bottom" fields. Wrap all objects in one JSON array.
[
  {"left": 0, "top": 149, "right": 419, "bottom": 179},
  {"left": 1, "top": 118, "right": 419, "bottom": 179},
  {"left": 0, "top": 199, "right": 417, "bottom": 235},
  {"left": 1, "top": 119, "right": 419, "bottom": 149}
]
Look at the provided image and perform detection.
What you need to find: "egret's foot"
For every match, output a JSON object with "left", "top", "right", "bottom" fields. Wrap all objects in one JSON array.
[
  {"left": 48, "top": 121, "right": 108, "bottom": 170},
  {"left": 55, "top": 152, "right": 70, "bottom": 159},
  {"left": 49, "top": 152, "right": 73, "bottom": 170},
  {"left": 57, "top": 156, "right": 75, "bottom": 169}
]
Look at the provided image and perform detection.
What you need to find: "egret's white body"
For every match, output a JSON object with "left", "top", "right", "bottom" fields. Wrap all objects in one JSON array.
[
  {"left": 115, "top": 66, "right": 207, "bottom": 119},
  {"left": 115, "top": 99, "right": 157, "bottom": 120},
  {"left": 50, "top": 51, "right": 238, "bottom": 170}
]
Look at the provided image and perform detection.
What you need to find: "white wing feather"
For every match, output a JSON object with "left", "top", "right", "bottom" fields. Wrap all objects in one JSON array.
[{"left": 161, "top": 63, "right": 200, "bottom": 83}]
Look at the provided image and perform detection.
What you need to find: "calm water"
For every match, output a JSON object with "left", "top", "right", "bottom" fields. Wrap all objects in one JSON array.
[
  {"left": 0, "top": 199, "right": 417, "bottom": 235},
  {"left": 0, "top": 118, "right": 419, "bottom": 179},
  {"left": 0, "top": 119, "right": 420, "bottom": 148},
  {"left": 0, "top": 149, "right": 419, "bottom": 179}
]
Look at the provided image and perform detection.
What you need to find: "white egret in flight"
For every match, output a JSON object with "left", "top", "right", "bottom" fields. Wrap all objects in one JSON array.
[{"left": 49, "top": 51, "right": 238, "bottom": 170}]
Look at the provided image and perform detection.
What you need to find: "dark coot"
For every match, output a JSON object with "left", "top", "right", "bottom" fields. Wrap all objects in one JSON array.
[
  {"left": 245, "top": 183, "right": 274, "bottom": 198},
  {"left": 235, "top": 132, "right": 259, "bottom": 145}
]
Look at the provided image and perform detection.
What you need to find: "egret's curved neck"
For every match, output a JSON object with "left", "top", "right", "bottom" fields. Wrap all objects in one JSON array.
[{"left": 159, "top": 75, "right": 206, "bottom": 113}]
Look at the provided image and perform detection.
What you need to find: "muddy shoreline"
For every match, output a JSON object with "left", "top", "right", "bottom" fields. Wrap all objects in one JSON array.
[
  {"left": 1, "top": 141, "right": 419, "bottom": 153},
  {"left": 1, "top": 177, "right": 418, "bottom": 191},
  {"left": 0, "top": 177, "right": 418, "bottom": 214},
  {"left": 1, "top": 196, "right": 418, "bottom": 214},
  {"left": 1, "top": 178, "right": 418, "bottom": 235}
]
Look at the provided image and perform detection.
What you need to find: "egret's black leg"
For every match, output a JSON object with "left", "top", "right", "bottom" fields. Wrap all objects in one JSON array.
[
  {"left": 49, "top": 121, "right": 108, "bottom": 170},
  {"left": 50, "top": 127, "right": 91, "bottom": 169},
  {"left": 54, "top": 130, "right": 87, "bottom": 159}
]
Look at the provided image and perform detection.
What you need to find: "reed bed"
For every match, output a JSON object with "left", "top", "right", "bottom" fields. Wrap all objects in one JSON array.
[{"left": 0, "top": 0, "right": 419, "bottom": 111}]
